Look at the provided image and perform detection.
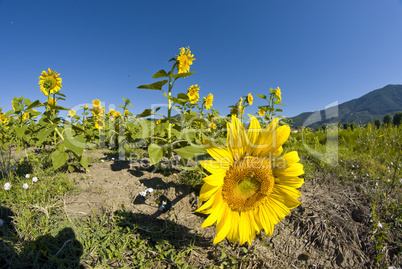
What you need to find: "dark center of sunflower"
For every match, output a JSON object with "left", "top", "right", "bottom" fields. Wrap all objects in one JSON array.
[{"left": 222, "top": 157, "right": 274, "bottom": 212}]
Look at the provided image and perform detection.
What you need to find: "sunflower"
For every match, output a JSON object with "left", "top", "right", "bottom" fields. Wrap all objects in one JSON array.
[
  {"left": 22, "top": 112, "right": 30, "bottom": 121},
  {"left": 69, "top": 109, "right": 76, "bottom": 116},
  {"left": 38, "top": 68, "right": 62, "bottom": 96},
  {"left": 92, "top": 99, "right": 101, "bottom": 107},
  {"left": 187, "top": 85, "right": 200, "bottom": 104},
  {"left": 106, "top": 109, "right": 114, "bottom": 116},
  {"left": 275, "top": 87, "right": 282, "bottom": 102},
  {"left": 258, "top": 109, "right": 265, "bottom": 117},
  {"left": 95, "top": 119, "right": 105, "bottom": 129},
  {"left": 205, "top": 93, "right": 213, "bottom": 110},
  {"left": 197, "top": 115, "right": 304, "bottom": 245},
  {"left": 248, "top": 93, "right": 253, "bottom": 105},
  {"left": 177, "top": 47, "right": 195, "bottom": 74}
]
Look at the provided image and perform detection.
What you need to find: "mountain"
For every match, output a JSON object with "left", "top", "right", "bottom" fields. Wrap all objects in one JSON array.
[{"left": 290, "top": 84, "right": 402, "bottom": 128}]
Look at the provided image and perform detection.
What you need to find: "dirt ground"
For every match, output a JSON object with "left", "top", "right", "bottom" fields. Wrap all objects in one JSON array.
[{"left": 63, "top": 149, "right": 379, "bottom": 268}]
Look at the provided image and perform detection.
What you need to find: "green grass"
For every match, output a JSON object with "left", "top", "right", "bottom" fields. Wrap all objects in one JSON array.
[{"left": 1, "top": 125, "right": 401, "bottom": 268}]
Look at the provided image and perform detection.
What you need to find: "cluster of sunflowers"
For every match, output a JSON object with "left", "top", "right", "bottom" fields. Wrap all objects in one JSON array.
[{"left": 0, "top": 46, "right": 304, "bottom": 246}]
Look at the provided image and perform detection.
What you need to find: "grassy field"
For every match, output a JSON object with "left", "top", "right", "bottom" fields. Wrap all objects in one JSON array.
[{"left": 1, "top": 124, "right": 401, "bottom": 268}]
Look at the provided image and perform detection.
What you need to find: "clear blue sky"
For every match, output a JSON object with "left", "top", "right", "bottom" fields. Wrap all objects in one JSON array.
[{"left": 1, "top": 0, "right": 402, "bottom": 118}]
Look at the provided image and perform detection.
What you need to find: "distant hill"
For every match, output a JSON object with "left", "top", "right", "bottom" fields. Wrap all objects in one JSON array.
[{"left": 290, "top": 84, "right": 402, "bottom": 128}]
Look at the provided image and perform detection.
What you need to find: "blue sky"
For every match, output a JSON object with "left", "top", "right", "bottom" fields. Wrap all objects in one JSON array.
[{"left": 1, "top": 0, "right": 402, "bottom": 118}]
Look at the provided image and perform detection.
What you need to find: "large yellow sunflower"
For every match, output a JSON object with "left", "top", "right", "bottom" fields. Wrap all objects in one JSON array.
[
  {"left": 197, "top": 115, "right": 304, "bottom": 245},
  {"left": 177, "top": 47, "right": 195, "bottom": 74},
  {"left": 38, "top": 68, "right": 62, "bottom": 96},
  {"left": 204, "top": 93, "right": 213, "bottom": 110}
]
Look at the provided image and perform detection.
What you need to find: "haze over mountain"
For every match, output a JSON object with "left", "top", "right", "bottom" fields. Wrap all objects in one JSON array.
[{"left": 290, "top": 84, "right": 402, "bottom": 128}]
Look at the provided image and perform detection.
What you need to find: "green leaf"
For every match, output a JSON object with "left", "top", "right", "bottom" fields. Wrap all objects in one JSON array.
[
  {"left": 137, "top": 80, "right": 168, "bottom": 90},
  {"left": 36, "top": 125, "right": 56, "bottom": 145},
  {"left": 152, "top": 69, "right": 168, "bottom": 78},
  {"left": 171, "top": 72, "right": 196, "bottom": 79},
  {"left": 136, "top": 109, "right": 153, "bottom": 118},
  {"left": 174, "top": 146, "right": 206, "bottom": 160},
  {"left": 275, "top": 108, "right": 283, "bottom": 112},
  {"left": 48, "top": 105, "right": 69, "bottom": 111},
  {"left": 64, "top": 130, "right": 85, "bottom": 155},
  {"left": 55, "top": 92, "right": 66, "bottom": 97},
  {"left": 51, "top": 150, "right": 69, "bottom": 170},
  {"left": 14, "top": 126, "right": 26, "bottom": 139},
  {"left": 26, "top": 100, "right": 43, "bottom": 110},
  {"left": 80, "top": 155, "right": 89, "bottom": 170},
  {"left": 168, "top": 57, "right": 176, "bottom": 62},
  {"left": 148, "top": 143, "right": 164, "bottom": 165},
  {"left": 256, "top": 95, "right": 267, "bottom": 100}
]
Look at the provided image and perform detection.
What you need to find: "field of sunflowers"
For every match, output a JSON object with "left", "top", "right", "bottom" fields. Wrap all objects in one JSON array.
[{"left": 0, "top": 48, "right": 401, "bottom": 268}]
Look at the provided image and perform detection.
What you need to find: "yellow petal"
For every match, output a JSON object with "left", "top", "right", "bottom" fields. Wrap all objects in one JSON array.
[
  {"left": 199, "top": 160, "right": 228, "bottom": 174},
  {"left": 266, "top": 198, "right": 291, "bottom": 225},
  {"left": 227, "top": 115, "right": 246, "bottom": 160},
  {"left": 196, "top": 189, "right": 222, "bottom": 213},
  {"left": 271, "top": 185, "right": 302, "bottom": 209},
  {"left": 201, "top": 198, "right": 224, "bottom": 228},
  {"left": 213, "top": 204, "right": 232, "bottom": 244},
  {"left": 239, "top": 212, "right": 251, "bottom": 245},
  {"left": 274, "top": 176, "right": 305, "bottom": 189},
  {"left": 199, "top": 183, "right": 220, "bottom": 203},
  {"left": 274, "top": 163, "right": 304, "bottom": 177},
  {"left": 259, "top": 125, "right": 290, "bottom": 157},
  {"left": 246, "top": 114, "right": 261, "bottom": 155},
  {"left": 206, "top": 147, "right": 233, "bottom": 165},
  {"left": 227, "top": 211, "right": 240, "bottom": 243},
  {"left": 258, "top": 205, "right": 274, "bottom": 236},
  {"left": 273, "top": 151, "right": 300, "bottom": 170},
  {"left": 202, "top": 171, "right": 226, "bottom": 186}
]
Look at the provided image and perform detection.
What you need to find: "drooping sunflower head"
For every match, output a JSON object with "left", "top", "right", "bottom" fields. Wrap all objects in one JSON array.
[
  {"left": 205, "top": 93, "right": 213, "bottom": 110},
  {"left": 38, "top": 68, "right": 62, "bottom": 96},
  {"left": 197, "top": 115, "right": 304, "bottom": 245},
  {"left": 92, "top": 99, "right": 101, "bottom": 107},
  {"left": 69, "top": 109, "right": 76, "bottom": 117},
  {"left": 247, "top": 93, "right": 253, "bottom": 105},
  {"left": 258, "top": 109, "right": 265, "bottom": 117},
  {"left": 177, "top": 47, "right": 195, "bottom": 74},
  {"left": 187, "top": 84, "right": 200, "bottom": 104}
]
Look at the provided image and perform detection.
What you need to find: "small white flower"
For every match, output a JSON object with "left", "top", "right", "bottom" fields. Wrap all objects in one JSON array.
[
  {"left": 22, "top": 183, "right": 28, "bottom": 189},
  {"left": 32, "top": 177, "right": 38, "bottom": 183},
  {"left": 25, "top": 174, "right": 30, "bottom": 179},
  {"left": 146, "top": 188, "right": 154, "bottom": 193},
  {"left": 378, "top": 222, "right": 383, "bottom": 228},
  {"left": 376, "top": 182, "right": 379, "bottom": 187},
  {"left": 391, "top": 162, "right": 394, "bottom": 166},
  {"left": 0, "top": 219, "right": 3, "bottom": 227},
  {"left": 101, "top": 160, "right": 104, "bottom": 163},
  {"left": 4, "top": 182, "right": 11, "bottom": 191}
]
